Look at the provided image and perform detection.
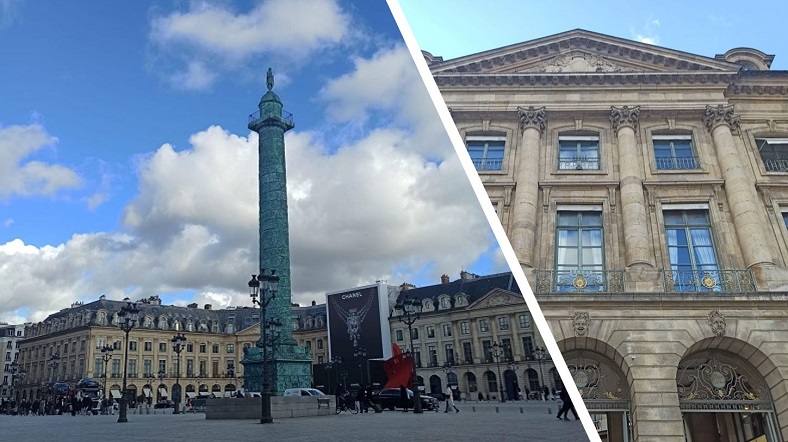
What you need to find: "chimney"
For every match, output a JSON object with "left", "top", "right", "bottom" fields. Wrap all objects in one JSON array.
[
  {"left": 441, "top": 274, "right": 450, "bottom": 284},
  {"left": 399, "top": 282, "right": 416, "bottom": 291},
  {"left": 187, "top": 303, "right": 198, "bottom": 308},
  {"left": 204, "top": 304, "right": 212, "bottom": 310},
  {"left": 460, "top": 271, "right": 477, "bottom": 281},
  {"left": 311, "top": 300, "right": 316, "bottom": 306}
]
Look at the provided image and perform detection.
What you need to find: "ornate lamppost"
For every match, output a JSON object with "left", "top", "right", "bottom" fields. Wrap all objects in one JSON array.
[
  {"left": 9, "top": 361, "right": 25, "bottom": 402},
  {"left": 100, "top": 344, "right": 114, "bottom": 400},
  {"left": 171, "top": 332, "right": 186, "bottom": 414},
  {"left": 157, "top": 370, "right": 166, "bottom": 402},
  {"left": 353, "top": 347, "right": 367, "bottom": 386},
  {"left": 48, "top": 353, "right": 60, "bottom": 383},
  {"left": 249, "top": 269, "right": 280, "bottom": 424},
  {"left": 534, "top": 346, "right": 547, "bottom": 399},
  {"left": 116, "top": 301, "right": 140, "bottom": 423},
  {"left": 492, "top": 342, "right": 506, "bottom": 403},
  {"left": 394, "top": 297, "right": 424, "bottom": 413}
]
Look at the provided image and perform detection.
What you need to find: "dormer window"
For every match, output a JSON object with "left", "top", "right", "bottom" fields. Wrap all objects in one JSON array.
[
  {"left": 226, "top": 323, "right": 235, "bottom": 334},
  {"left": 439, "top": 297, "right": 450, "bottom": 309},
  {"left": 97, "top": 311, "right": 107, "bottom": 326},
  {"left": 455, "top": 294, "right": 466, "bottom": 306},
  {"left": 158, "top": 316, "right": 168, "bottom": 330}
]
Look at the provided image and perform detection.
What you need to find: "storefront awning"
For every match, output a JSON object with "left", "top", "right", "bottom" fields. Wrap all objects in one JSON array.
[
  {"left": 186, "top": 392, "right": 197, "bottom": 398},
  {"left": 198, "top": 391, "right": 210, "bottom": 397},
  {"left": 158, "top": 388, "right": 168, "bottom": 397},
  {"left": 143, "top": 388, "right": 151, "bottom": 398},
  {"left": 110, "top": 389, "right": 122, "bottom": 399},
  {"left": 223, "top": 391, "right": 233, "bottom": 397}
]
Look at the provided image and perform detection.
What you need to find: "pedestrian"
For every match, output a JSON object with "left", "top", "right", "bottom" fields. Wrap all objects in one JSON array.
[
  {"left": 399, "top": 385, "right": 409, "bottom": 412},
  {"left": 365, "top": 384, "right": 374, "bottom": 408},
  {"left": 542, "top": 385, "right": 550, "bottom": 401},
  {"left": 477, "top": 391, "right": 484, "bottom": 402},
  {"left": 356, "top": 385, "right": 368, "bottom": 413},
  {"left": 556, "top": 388, "right": 579, "bottom": 421},
  {"left": 82, "top": 395, "right": 93, "bottom": 415},
  {"left": 444, "top": 386, "right": 459, "bottom": 413}
]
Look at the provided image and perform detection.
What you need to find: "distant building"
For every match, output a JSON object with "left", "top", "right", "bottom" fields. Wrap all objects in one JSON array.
[{"left": 1, "top": 323, "right": 26, "bottom": 402}]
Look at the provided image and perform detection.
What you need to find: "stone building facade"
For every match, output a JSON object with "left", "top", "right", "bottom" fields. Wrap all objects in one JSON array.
[
  {"left": 1, "top": 323, "right": 26, "bottom": 403},
  {"left": 428, "top": 29, "right": 788, "bottom": 441}
]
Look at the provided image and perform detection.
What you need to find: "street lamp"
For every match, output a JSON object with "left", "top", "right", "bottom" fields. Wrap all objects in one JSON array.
[
  {"left": 157, "top": 370, "right": 166, "bottom": 401},
  {"left": 534, "top": 347, "right": 547, "bottom": 399},
  {"left": 100, "top": 345, "right": 114, "bottom": 400},
  {"left": 116, "top": 301, "right": 140, "bottom": 423},
  {"left": 171, "top": 332, "right": 187, "bottom": 414},
  {"left": 492, "top": 342, "right": 506, "bottom": 403},
  {"left": 9, "top": 361, "right": 25, "bottom": 402},
  {"left": 394, "top": 297, "right": 423, "bottom": 414},
  {"left": 146, "top": 372, "right": 155, "bottom": 406},
  {"left": 249, "top": 269, "right": 280, "bottom": 424},
  {"left": 353, "top": 347, "right": 367, "bottom": 386},
  {"left": 48, "top": 353, "right": 60, "bottom": 383}
]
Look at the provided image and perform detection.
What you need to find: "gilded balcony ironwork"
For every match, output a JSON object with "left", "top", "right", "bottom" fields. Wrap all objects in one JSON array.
[
  {"left": 662, "top": 269, "right": 756, "bottom": 293},
  {"left": 534, "top": 270, "right": 625, "bottom": 293}
]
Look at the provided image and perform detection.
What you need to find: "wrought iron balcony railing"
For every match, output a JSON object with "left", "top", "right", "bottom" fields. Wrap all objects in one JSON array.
[
  {"left": 471, "top": 158, "right": 503, "bottom": 171},
  {"left": 662, "top": 269, "right": 756, "bottom": 293},
  {"left": 535, "top": 270, "right": 625, "bottom": 293},
  {"left": 248, "top": 108, "right": 294, "bottom": 126},
  {"left": 558, "top": 156, "right": 600, "bottom": 170},
  {"left": 764, "top": 158, "right": 788, "bottom": 172},
  {"left": 656, "top": 156, "right": 700, "bottom": 170}
]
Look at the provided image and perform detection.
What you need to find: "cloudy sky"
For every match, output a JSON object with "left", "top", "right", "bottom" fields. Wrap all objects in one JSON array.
[
  {"left": 0, "top": 0, "right": 506, "bottom": 324},
  {"left": 398, "top": 0, "right": 788, "bottom": 70}
]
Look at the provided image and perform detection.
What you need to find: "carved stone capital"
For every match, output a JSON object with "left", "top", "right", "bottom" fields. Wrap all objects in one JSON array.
[
  {"left": 707, "top": 310, "right": 726, "bottom": 337},
  {"left": 703, "top": 104, "right": 740, "bottom": 133},
  {"left": 572, "top": 311, "right": 590, "bottom": 336},
  {"left": 517, "top": 106, "right": 547, "bottom": 133},
  {"left": 610, "top": 105, "right": 640, "bottom": 134}
]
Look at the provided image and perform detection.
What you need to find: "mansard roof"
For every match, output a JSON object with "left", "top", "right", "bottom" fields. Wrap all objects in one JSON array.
[
  {"left": 429, "top": 29, "right": 743, "bottom": 75},
  {"left": 394, "top": 272, "right": 521, "bottom": 308}
]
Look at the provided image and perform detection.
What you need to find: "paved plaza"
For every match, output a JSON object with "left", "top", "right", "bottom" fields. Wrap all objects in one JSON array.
[{"left": 1, "top": 401, "right": 590, "bottom": 441}]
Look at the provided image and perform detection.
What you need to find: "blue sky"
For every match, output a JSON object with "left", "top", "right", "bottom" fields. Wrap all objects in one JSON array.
[
  {"left": 0, "top": 0, "right": 505, "bottom": 323},
  {"left": 398, "top": 0, "right": 788, "bottom": 69}
]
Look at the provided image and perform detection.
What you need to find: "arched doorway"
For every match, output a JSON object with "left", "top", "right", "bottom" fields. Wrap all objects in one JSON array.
[
  {"left": 172, "top": 383, "right": 181, "bottom": 406},
  {"left": 429, "top": 375, "right": 442, "bottom": 397},
  {"left": 224, "top": 384, "right": 236, "bottom": 397},
  {"left": 464, "top": 372, "right": 477, "bottom": 395},
  {"left": 525, "top": 368, "right": 539, "bottom": 394},
  {"left": 156, "top": 384, "right": 167, "bottom": 402},
  {"left": 198, "top": 384, "right": 209, "bottom": 397},
  {"left": 678, "top": 349, "right": 780, "bottom": 441},
  {"left": 503, "top": 370, "right": 518, "bottom": 401},
  {"left": 484, "top": 371, "right": 497, "bottom": 400},
  {"left": 564, "top": 350, "right": 631, "bottom": 442},
  {"left": 143, "top": 384, "right": 153, "bottom": 405},
  {"left": 185, "top": 384, "right": 196, "bottom": 402},
  {"left": 211, "top": 384, "right": 221, "bottom": 397},
  {"left": 415, "top": 375, "right": 424, "bottom": 393},
  {"left": 127, "top": 385, "right": 137, "bottom": 407}
]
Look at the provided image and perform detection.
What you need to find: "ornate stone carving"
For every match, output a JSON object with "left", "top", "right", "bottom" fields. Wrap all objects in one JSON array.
[
  {"left": 703, "top": 104, "right": 740, "bottom": 133},
  {"left": 707, "top": 310, "right": 726, "bottom": 337},
  {"left": 517, "top": 106, "right": 547, "bottom": 133},
  {"left": 610, "top": 105, "right": 640, "bottom": 133},
  {"left": 522, "top": 52, "right": 637, "bottom": 73},
  {"left": 572, "top": 311, "right": 590, "bottom": 336},
  {"left": 481, "top": 293, "right": 517, "bottom": 308}
]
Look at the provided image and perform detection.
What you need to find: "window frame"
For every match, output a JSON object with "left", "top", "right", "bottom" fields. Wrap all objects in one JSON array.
[
  {"left": 662, "top": 206, "right": 721, "bottom": 292},
  {"left": 557, "top": 135, "right": 600, "bottom": 171},
  {"left": 555, "top": 207, "right": 605, "bottom": 291},
  {"left": 756, "top": 138, "right": 788, "bottom": 173},
  {"left": 652, "top": 134, "right": 699, "bottom": 171},
  {"left": 465, "top": 135, "right": 506, "bottom": 172}
]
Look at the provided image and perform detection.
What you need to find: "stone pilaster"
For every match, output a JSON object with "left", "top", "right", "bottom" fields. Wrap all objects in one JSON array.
[
  {"left": 611, "top": 106, "right": 653, "bottom": 269},
  {"left": 510, "top": 106, "right": 546, "bottom": 267},
  {"left": 703, "top": 104, "right": 774, "bottom": 270}
]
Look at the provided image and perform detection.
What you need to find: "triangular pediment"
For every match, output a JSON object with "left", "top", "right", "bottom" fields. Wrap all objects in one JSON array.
[
  {"left": 430, "top": 29, "right": 740, "bottom": 75},
  {"left": 466, "top": 288, "right": 525, "bottom": 310}
]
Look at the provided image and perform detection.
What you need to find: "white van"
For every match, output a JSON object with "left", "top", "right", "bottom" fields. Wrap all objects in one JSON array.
[{"left": 283, "top": 388, "right": 325, "bottom": 397}]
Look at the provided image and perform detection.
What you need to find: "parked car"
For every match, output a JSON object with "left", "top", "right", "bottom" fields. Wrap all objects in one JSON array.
[
  {"left": 283, "top": 388, "right": 326, "bottom": 397},
  {"left": 371, "top": 388, "right": 439, "bottom": 411},
  {"left": 153, "top": 400, "right": 175, "bottom": 409}
]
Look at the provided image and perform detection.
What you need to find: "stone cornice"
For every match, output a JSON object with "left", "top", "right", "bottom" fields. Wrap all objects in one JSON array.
[
  {"left": 534, "top": 292, "right": 788, "bottom": 309},
  {"left": 434, "top": 71, "right": 738, "bottom": 88}
]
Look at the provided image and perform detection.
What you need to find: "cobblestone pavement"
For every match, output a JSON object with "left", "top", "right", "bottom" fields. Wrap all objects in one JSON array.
[{"left": 1, "top": 401, "right": 591, "bottom": 441}]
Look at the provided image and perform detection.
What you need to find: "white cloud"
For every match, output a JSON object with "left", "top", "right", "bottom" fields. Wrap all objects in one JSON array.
[
  {"left": 631, "top": 15, "right": 661, "bottom": 46},
  {"left": 149, "top": 0, "right": 350, "bottom": 90},
  {"left": 0, "top": 0, "right": 23, "bottom": 29},
  {"left": 0, "top": 124, "right": 82, "bottom": 199},
  {"left": 637, "top": 36, "right": 659, "bottom": 45}
]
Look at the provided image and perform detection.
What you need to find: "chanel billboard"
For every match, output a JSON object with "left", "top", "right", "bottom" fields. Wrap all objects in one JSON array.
[{"left": 326, "top": 282, "right": 392, "bottom": 363}]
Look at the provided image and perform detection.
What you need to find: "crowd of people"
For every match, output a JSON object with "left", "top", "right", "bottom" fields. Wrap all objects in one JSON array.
[{"left": 0, "top": 395, "right": 121, "bottom": 416}]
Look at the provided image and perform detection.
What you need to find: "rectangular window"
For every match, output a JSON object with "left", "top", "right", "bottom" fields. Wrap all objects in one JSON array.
[
  {"left": 94, "top": 359, "right": 103, "bottom": 377},
  {"left": 226, "top": 344, "right": 235, "bottom": 354},
  {"left": 212, "top": 361, "right": 219, "bottom": 377},
  {"left": 187, "top": 343, "right": 194, "bottom": 353},
  {"left": 498, "top": 317, "right": 509, "bottom": 331},
  {"left": 144, "top": 341, "right": 152, "bottom": 352},
  {"left": 518, "top": 314, "right": 530, "bottom": 329},
  {"left": 479, "top": 319, "right": 489, "bottom": 332},
  {"left": 442, "top": 324, "right": 452, "bottom": 337},
  {"left": 428, "top": 346, "right": 438, "bottom": 367},
  {"left": 653, "top": 135, "right": 698, "bottom": 170},
  {"left": 317, "top": 339, "right": 323, "bottom": 350},
  {"left": 159, "top": 342, "right": 167, "bottom": 352},
  {"left": 80, "top": 340, "right": 86, "bottom": 351},
  {"left": 411, "top": 328, "right": 419, "bottom": 340},
  {"left": 128, "top": 359, "right": 137, "bottom": 377},
  {"left": 756, "top": 138, "right": 788, "bottom": 172},
  {"left": 129, "top": 341, "right": 137, "bottom": 352},
  {"left": 462, "top": 342, "right": 473, "bottom": 364},
  {"left": 113, "top": 340, "right": 121, "bottom": 350},
  {"left": 212, "top": 344, "right": 219, "bottom": 354},
  {"left": 466, "top": 136, "right": 505, "bottom": 171},
  {"left": 186, "top": 359, "right": 194, "bottom": 377},
  {"left": 199, "top": 344, "right": 206, "bottom": 353},
  {"left": 444, "top": 344, "right": 454, "bottom": 365},
  {"left": 413, "top": 349, "right": 421, "bottom": 368},
  {"left": 460, "top": 322, "right": 470, "bottom": 335},
  {"left": 304, "top": 341, "right": 312, "bottom": 350},
  {"left": 664, "top": 209, "right": 720, "bottom": 291},
  {"left": 395, "top": 330, "right": 403, "bottom": 341},
  {"left": 158, "top": 360, "right": 166, "bottom": 375},
  {"left": 558, "top": 136, "right": 599, "bottom": 170},
  {"left": 556, "top": 209, "right": 604, "bottom": 291},
  {"left": 143, "top": 359, "right": 152, "bottom": 376},
  {"left": 501, "top": 338, "right": 513, "bottom": 361},
  {"left": 63, "top": 343, "right": 68, "bottom": 353},
  {"left": 522, "top": 336, "right": 534, "bottom": 360},
  {"left": 111, "top": 359, "right": 121, "bottom": 377},
  {"left": 199, "top": 360, "right": 206, "bottom": 377},
  {"left": 317, "top": 355, "right": 324, "bottom": 364},
  {"left": 482, "top": 340, "right": 492, "bottom": 363},
  {"left": 426, "top": 326, "right": 435, "bottom": 338}
]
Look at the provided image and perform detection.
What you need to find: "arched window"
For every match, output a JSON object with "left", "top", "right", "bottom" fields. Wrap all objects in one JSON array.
[
  {"left": 439, "top": 296, "right": 450, "bottom": 309},
  {"left": 158, "top": 316, "right": 168, "bottom": 330}
]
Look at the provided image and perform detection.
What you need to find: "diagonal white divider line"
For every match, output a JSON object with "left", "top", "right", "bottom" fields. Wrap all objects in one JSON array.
[{"left": 386, "top": 1, "right": 602, "bottom": 441}]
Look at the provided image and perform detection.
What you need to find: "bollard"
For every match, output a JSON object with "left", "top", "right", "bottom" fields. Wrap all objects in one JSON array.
[
  {"left": 547, "top": 407, "right": 552, "bottom": 414},
  {"left": 472, "top": 406, "right": 475, "bottom": 413},
  {"left": 520, "top": 407, "right": 524, "bottom": 414},
  {"left": 495, "top": 407, "right": 499, "bottom": 413}
]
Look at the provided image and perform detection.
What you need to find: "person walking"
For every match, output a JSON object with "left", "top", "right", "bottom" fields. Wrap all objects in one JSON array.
[
  {"left": 399, "top": 385, "right": 409, "bottom": 412},
  {"left": 556, "top": 388, "right": 579, "bottom": 421},
  {"left": 356, "top": 385, "right": 368, "bottom": 413},
  {"left": 444, "top": 386, "right": 459, "bottom": 413}
]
